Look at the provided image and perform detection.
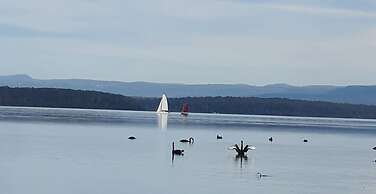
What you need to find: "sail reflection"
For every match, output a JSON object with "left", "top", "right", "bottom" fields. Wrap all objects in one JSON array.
[{"left": 157, "top": 113, "right": 168, "bottom": 130}]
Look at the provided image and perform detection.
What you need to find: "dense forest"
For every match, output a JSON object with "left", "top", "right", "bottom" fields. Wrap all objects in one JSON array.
[
  {"left": 0, "top": 86, "right": 142, "bottom": 110},
  {"left": 1, "top": 86, "right": 376, "bottom": 119}
]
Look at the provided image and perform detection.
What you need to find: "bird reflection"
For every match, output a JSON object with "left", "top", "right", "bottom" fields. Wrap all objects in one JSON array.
[
  {"left": 234, "top": 154, "right": 248, "bottom": 168},
  {"left": 171, "top": 142, "right": 184, "bottom": 164}
]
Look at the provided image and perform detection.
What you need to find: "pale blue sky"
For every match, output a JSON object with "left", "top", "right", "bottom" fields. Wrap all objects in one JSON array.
[{"left": 1, "top": 0, "right": 376, "bottom": 85}]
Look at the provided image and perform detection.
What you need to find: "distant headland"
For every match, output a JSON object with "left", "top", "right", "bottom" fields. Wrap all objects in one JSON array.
[{"left": 1, "top": 86, "right": 376, "bottom": 119}]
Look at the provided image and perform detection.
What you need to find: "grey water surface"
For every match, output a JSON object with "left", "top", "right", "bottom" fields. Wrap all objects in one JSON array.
[{"left": 0, "top": 106, "right": 375, "bottom": 194}]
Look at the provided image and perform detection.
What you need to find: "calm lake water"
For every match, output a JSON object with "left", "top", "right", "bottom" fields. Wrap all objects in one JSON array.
[{"left": 0, "top": 106, "right": 376, "bottom": 194}]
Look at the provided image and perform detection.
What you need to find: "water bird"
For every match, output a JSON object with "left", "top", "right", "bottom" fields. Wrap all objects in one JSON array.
[
  {"left": 230, "top": 140, "right": 255, "bottom": 157},
  {"left": 128, "top": 136, "right": 136, "bottom": 140},
  {"left": 372, "top": 147, "right": 376, "bottom": 150},
  {"left": 257, "top": 172, "right": 271, "bottom": 178},
  {"left": 303, "top": 139, "right": 308, "bottom": 142},
  {"left": 217, "top": 135, "right": 223, "bottom": 139},
  {"left": 269, "top": 137, "right": 273, "bottom": 142},
  {"left": 172, "top": 142, "right": 184, "bottom": 155},
  {"left": 180, "top": 137, "right": 194, "bottom": 143}
]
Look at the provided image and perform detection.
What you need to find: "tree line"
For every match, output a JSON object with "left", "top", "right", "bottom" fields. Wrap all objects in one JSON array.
[{"left": 1, "top": 86, "right": 376, "bottom": 119}]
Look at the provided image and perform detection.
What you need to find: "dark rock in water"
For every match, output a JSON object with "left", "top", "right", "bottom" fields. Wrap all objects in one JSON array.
[
  {"left": 217, "top": 135, "right": 223, "bottom": 139},
  {"left": 303, "top": 139, "right": 308, "bottom": 142},
  {"left": 128, "top": 136, "right": 136, "bottom": 140}
]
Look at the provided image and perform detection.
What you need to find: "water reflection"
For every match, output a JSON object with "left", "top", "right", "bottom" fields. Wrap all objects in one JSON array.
[
  {"left": 171, "top": 141, "right": 184, "bottom": 165},
  {"left": 234, "top": 155, "right": 248, "bottom": 168},
  {"left": 157, "top": 113, "right": 168, "bottom": 130},
  {"left": 180, "top": 114, "right": 188, "bottom": 124}
]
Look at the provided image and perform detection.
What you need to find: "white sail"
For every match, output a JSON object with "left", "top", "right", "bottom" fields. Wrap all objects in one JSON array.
[{"left": 156, "top": 94, "right": 168, "bottom": 113}]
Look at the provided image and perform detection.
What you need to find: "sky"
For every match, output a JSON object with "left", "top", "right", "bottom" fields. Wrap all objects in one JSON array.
[{"left": 0, "top": 0, "right": 376, "bottom": 85}]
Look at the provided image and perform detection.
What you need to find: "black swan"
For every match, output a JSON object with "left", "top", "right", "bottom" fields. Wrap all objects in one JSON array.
[
  {"left": 303, "top": 139, "right": 308, "bottom": 142},
  {"left": 180, "top": 137, "right": 194, "bottom": 143},
  {"left": 128, "top": 136, "right": 136, "bottom": 140},
  {"left": 269, "top": 137, "right": 273, "bottom": 142},
  {"left": 217, "top": 135, "right": 223, "bottom": 139}
]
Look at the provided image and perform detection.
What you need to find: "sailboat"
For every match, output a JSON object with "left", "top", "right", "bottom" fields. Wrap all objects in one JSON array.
[
  {"left": 156, "top": 94, "right": 168, "bottom": 113},
  {"left": 180, "top": 103, "right": 189, "bottom": 116}
]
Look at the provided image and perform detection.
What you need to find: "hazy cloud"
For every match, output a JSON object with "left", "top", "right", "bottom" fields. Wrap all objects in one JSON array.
[
  {"left": 259, "top": 3, "right": 376, "bottom": 18},
  {"left": 0, "top": 0, "right": 376, "bottom": 85}
]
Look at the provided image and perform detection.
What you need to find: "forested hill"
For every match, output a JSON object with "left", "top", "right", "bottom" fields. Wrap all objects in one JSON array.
[
  {"left": 1, "top": 86, "right": 376, "bottom": 119},
  {"left": 0, "top": 87, "right": 142, "bottom": 110}
]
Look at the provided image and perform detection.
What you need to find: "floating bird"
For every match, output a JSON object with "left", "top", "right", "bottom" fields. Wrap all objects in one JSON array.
[
  {"left": 217, "top": 135, "right": 223, "bottom": 139},
  {"left": 303, "top": 139, "right": 308, "bottom": 142},
  {"left": 180, "top": 137, "right": 194, "bottom": 143},
  {"left": 128, "top": 136, "right": 136, "bottom": 140},
  {"left": 257, "top": 172, "right": 271, "bottom": 178},
  {"left": 172, "top": 142, "right": 184, "bottom": 155},
  {"left": 269, "top": 137, "right": 273, "bottom": 142},
  {"left": 372, "top": 147, "right": 376, "bottom": 150},
  {"left": 230, "top": 140, "right": 255, "bottom": 157}
]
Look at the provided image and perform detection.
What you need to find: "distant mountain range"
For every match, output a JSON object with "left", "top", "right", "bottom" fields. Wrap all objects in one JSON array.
[{"left": 1, "top": 74, "right": 376, "bottom": 105}]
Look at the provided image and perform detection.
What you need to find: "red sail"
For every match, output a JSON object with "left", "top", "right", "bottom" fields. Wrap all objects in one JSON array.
[{"left": 181, "top": 103, "right": 189, "bottom": 115}]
